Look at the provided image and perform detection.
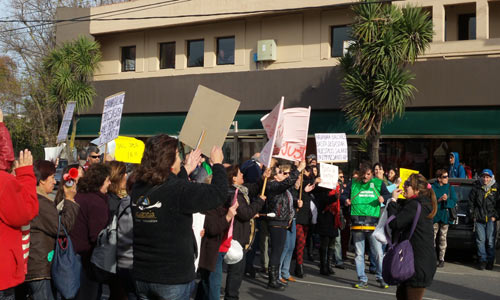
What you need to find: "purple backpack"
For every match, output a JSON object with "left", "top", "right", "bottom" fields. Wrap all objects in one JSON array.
[{"left": 382, "top": 202, "right": 421, "bottom": 285}]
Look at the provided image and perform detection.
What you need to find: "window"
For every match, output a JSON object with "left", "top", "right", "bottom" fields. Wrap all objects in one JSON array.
[
  {"left": 121, "top": 46, "right": 136, "bottom": 72},
  {"left": 217, "top": 36, "right": 235, "bottom": 65},
  {"left": 331, "top": 26, "right": 352, "bottom": 57},
  {"left": 159, "top": 42, "right": 176, "bottom": 69},
  {"left": 187, "top": 39, "right": 204, "bottom": 67},
  {"left": 458, "top": 14, "right": 476, "bottom": 40}
]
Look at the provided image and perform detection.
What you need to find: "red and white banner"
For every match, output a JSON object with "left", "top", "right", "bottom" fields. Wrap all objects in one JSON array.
[
  {"left": 259, "top": 97, "right": 284, "bottom": 168},
  {"left": 274, "top": 107, "right": 311, "bottom": 162}
]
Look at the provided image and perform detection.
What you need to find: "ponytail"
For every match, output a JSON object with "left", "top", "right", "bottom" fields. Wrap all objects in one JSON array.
[{"left": 407, "top": 174, "right": 437, "bottom": 219}]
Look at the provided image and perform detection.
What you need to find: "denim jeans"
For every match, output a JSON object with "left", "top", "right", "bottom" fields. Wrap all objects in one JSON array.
[
  {"left": 279, "top": 219, "right": 296, "bottom": 279},
  {"left": 27, "top": 279, "right": 55, "bottom": 300},
  {"left": 352, "top": 230, "right": 383, "bottom": 282},
  {"left": 0, "top": 288, "right": 15, "bottom": 300},
  {"left": 475, "top": 220, "right": 496, "bottom": 262},
  {"left": 333, "top": 229, "right": 343, "bottom": 266},
  {"left": 136, "top": 280, "right": 195, "bottom": 300},
  {"left": 196, "top": 252, "right": 225, "bottom": 300}
]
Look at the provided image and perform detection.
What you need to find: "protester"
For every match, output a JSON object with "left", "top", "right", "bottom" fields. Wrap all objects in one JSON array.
[
  {"left": 389, "top": 174, "right": 438, "bottom": 300},
  {"left": 54, "top": 164, "right": 84, "bottom": 208},
  {"left": 83, "top": 145, "right": 101, "bottom": 171},
  {"left": 373, "top": 162, "right": 389, "bottom": 185},
  {"left": 278, "top": 164, "right": 298, "bottom": 284},
  {"left": 25, "top": 161, "right": 79, "bottom": 300},
  {"left": 70, "top": 163, "right": 112, "bottom": 300},
  {"left": 469, "top": 169, "right": 499, "bottom": 270},
  {"left": 294, "top": 169, "right": 315, "bottom": 278},
  {"left": 130, "top": 134, "right": 227, "bottom": 299},
  {"left": 224, "top": 165, "right": 266, "bottom": 300},
  {"left": 431, "top": 169, "right": 457, "bottom": 268},
  {"left": 339, "top": 170, "right": 352, "bottom": 262},
  {"left": 304, "top": 166, "right": 318, "bottom": 263},
  {"left": 314, "top": 183, "right": 339, "bottom": 276},
  {"left": 264, "top": 161, "right": 305, "bottom": 290},
  {"left": 448, "top": 152, "right": 466, "bottom": 179},
  {"left": 0, "top": 110, "right": 38, "bottom": 300},
  {"left": 387, "top": 167, "right": 401, "bottom": 186},
  {"left": 240, "top": 153, "right": 262, "bottom": 184},
  {"left": 341, "top": 163, "right": 391, "bottom": 289}
]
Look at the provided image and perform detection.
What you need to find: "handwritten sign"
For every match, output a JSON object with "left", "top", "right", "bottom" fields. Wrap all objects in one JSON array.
[
  {"left": 192, "top": 213, "right": 206, "bottom": 271},
  {"left": 114, "top": 136, "right": 145, "bottom": 164},
  {"left": 98, "top": 92, "right": 125, "bottom": 146},
  {"left": 318, "top": 163, "right": 339, "bottom": 190},
  {"left": 274, "top": 107, "right": 311, "bottom": 162},
  {"left": 315, "top": 133, "right": 348, "bottom": 163},
  {"left": 56, "top": 102, "right": 76, "bottom": 144},
  {"left": 398, "top": 168, "right": 419, "bottom": 199}
]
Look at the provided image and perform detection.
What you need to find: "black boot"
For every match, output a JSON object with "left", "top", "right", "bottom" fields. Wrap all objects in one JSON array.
[
  {"left": 295, "top": 263, "right": 304, "bottom": 278},
  {"left": 319, "top": 248, "right": 330, "bottom": 276},
  {"left": 327, "top": 249, "right": 336, "bottom": 275},
  {"left": 267, "top": 265, "right": 285, "bottom": 290},
  {"left": 306, "top": 242, "right": 315, "bottom": 262}
]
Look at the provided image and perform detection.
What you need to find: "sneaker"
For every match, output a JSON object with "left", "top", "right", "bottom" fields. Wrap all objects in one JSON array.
[
  {"left": 486, "top": 261, "right": 494, "bottom": 270},
  {"left": 377, "top": 279, "right": 389, "bottom": 289},
  {"left": 354, "top": 281, "right": 368, "bottom": 289},
  {"left": 335, "top": 264, "right": 346, "bottom": 270},
  {"left": 279, "top": 278, "right": 288, "bottom": 286},
  {"left": 437, "top": 260, "right": 445, "bottom": 268},
  {"left": 286, "top": 276, "right": 296, "bottom": 282},
  {"left": 478, "top": 261, "right": 487, "bottom": 270}
]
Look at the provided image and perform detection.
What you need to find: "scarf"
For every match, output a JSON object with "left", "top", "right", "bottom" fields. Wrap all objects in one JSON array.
[
  {"left": 324, "top": 185, "right": 342, "bottom": 228},
  {"left": 233, "top": 184, "right": 250, "bottom": 204}
]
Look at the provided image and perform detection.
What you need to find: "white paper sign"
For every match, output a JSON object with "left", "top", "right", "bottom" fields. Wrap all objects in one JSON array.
[
  {"left": 318, "top": 163, "right": 339, "bottom": 190},
  {"left": 259, "top": 98, "right": 284, "bottom": 168},
  {"left": 98, "top": 92, "right": 125, "bottom": 146},
  {"left": 44, "top": 144, "right": 66, "bottom": 162},
  {"left": 56, "top": 102, "right": 76, "bottom": 144},
  {"left": 192, "top": 213, "right": 206, "bottom": 271},
  {"left": 315, "top": 133, "right": 348, "bottom": 163}
]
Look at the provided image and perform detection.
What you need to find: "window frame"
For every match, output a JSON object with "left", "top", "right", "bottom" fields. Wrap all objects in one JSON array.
[
  {"left": 216, "top": 36, "right": 235, "bottom": 65},
  {"left": 159, "top": 42, "right": 176, "bottom": 69},
  {"left": 330, "top": 25, "right": 352, "bottom": 58},
  {"left": 121, "top": 46, "right": 136, "bottom": 72},
  {"left": 187, "top": 39, "right": 205, "bottom": 68}
]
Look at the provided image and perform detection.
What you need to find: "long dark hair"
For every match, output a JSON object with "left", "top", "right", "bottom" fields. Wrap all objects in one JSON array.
[
  {"left": 77, "top": 163, "right": 111, "bottom": 194},
  {"left": 134, "top": 134, "right": 178, "bottom": 185}
]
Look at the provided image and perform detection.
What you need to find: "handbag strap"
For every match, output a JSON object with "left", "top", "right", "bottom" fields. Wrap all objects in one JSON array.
[
  {"left": 385, "top": 201, "right": 421, "bottom": 248},
  {"left": 227, "top": 188, "right": 239, "bottom": 239}
]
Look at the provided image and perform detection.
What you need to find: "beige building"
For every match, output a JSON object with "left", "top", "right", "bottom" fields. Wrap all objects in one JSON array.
[{"left": 57, "top": 0, "right": 500, "bottom": 176}]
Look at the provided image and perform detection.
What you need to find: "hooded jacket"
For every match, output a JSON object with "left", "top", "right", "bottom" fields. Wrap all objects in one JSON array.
[
  {"left": 468, "top": 178, "right": 499, "bottom": 223},
  {"left": 449, "top": 152, "right": 466, "bottom": 179},
  {"left": 432, "top": 182, "right": 458, "bottom": 224}
]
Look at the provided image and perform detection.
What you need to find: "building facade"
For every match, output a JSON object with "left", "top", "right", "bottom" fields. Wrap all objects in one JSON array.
[{"left": 56, "top": 0, "right": 500, "bottom": 177}]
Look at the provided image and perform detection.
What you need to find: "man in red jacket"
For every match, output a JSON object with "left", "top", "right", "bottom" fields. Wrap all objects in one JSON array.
[{"left": 0, "top": 109, "right": 39, "bottom": 300}]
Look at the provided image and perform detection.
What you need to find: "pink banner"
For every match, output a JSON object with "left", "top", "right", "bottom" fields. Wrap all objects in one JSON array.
[{"left": 274, "top": 107, "right": 311, "bottom": 162}]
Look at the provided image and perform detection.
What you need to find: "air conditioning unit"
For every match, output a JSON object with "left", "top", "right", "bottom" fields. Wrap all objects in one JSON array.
[{"left": 257, "top": 40, "right": 277, "bottom": 61}]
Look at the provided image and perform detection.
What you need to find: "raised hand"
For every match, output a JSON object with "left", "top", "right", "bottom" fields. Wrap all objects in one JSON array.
[
  {"left": 210, "top": 146, "right": 224, "bottom": 165},
  {"left": 184, "top": 149, "right": 202, "bottom": 175},
  {"left": 16, "top": 149, "right": 33, "bottom": 168}
]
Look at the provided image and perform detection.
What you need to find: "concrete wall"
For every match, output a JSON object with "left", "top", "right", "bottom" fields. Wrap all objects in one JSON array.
[{"left": 55, "top": 7, "right": 92, "bottom": 45}]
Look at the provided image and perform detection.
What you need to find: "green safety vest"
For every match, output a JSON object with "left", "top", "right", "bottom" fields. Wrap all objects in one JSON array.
[{"left": 350, "top": 178, "right": 383, "bottom": 218}]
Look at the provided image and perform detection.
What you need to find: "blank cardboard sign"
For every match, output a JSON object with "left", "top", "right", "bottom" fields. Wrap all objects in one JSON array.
[{"left": 179, "top": 85, "right": 240, "bottom": 157}]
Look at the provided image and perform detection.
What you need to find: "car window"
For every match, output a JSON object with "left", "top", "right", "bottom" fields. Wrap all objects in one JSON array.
[{"left": 453, "top": 185, "right": 472, "bottom": 203}]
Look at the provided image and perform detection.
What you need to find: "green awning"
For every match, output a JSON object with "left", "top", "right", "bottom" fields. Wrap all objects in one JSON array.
[{"left": 75, "top": 108, "right": 500, "bottom": 138}]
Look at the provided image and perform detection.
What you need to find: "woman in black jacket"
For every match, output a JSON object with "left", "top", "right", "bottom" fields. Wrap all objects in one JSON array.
[
  {"left": 388, "top": 174, "right": 438, "bottom": 300},
  {"left": 265, "top": 160, "right": 306, "bottom": 290},
  {"left": 223, "top": 165, "right": 266, "bottom": 300}
]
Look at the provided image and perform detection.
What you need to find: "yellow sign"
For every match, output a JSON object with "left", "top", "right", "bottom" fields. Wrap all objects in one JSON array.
[
  {"left": 114, "top": 136, "right": 145, "bottom": 164},
  {"left": 398, "top": 168, "right": 419, "bottom": 199}
]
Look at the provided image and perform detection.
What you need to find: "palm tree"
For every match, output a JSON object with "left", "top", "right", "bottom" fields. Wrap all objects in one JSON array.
[
  {"left": 44, "top": 36, "right": 101, "bottom": 160},
  {"left": 339, "top": 0, "right": 433, "bottom": 163}
]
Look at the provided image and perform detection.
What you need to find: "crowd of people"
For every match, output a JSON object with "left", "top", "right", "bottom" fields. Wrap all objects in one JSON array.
[{"left": 0, "top": 110, "right": 499, "bottom": 300}]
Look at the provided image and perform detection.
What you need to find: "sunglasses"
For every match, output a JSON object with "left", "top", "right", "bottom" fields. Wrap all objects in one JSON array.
[
  {"left": 278, "top": 170, "right": 290, "bottom": 175},
  {"left": 339, "top": 176, "right": 344, "bottom": 179},
  {"left": 90, "top": 155, "right": 100, "bottom": 159},
  {"left": 440, "top": 175, "right": 448, "bottom": 179}
]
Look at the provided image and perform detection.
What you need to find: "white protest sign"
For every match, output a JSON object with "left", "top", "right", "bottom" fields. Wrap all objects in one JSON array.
[
  {"left": 98, "top": 92, "right": 125, "bottom": 146},
  {"left": 315, "top": 133, "right": 348, "bottom": 163},
  {"left": 56, "top": 102, "right": 76, "bottom": 144},
  {"left": 259, "top": 98, "right": 284, "bottom": 168},
  {"left": 44, "top": 144, "right": 66, "bottom": 162},
  {"left": 192, "top": 213, "right": 206, "bottom": 271},
  {"left": 318, "top": 163, "right": 339, "bottom": 190},
  {"left": 274, "top": 107, "right": 311, "bottom": 162}
]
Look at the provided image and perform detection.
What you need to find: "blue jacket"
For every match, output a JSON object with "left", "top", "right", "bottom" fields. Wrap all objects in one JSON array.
[
  {"left": 449, "top": 152, "right": 466, "bottom": 179},
  {"left": 432, "top": 182, "right": 457, "bottom": 224}
]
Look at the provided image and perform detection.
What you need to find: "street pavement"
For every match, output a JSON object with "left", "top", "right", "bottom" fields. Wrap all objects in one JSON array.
[{"left": 221, "top": 250, "right": 500, "bottom": 300}]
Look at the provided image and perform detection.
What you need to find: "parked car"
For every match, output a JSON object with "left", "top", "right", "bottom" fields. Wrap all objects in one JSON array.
[{"left": 429, "top": 178, "right": 476, "bottom": 251}]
